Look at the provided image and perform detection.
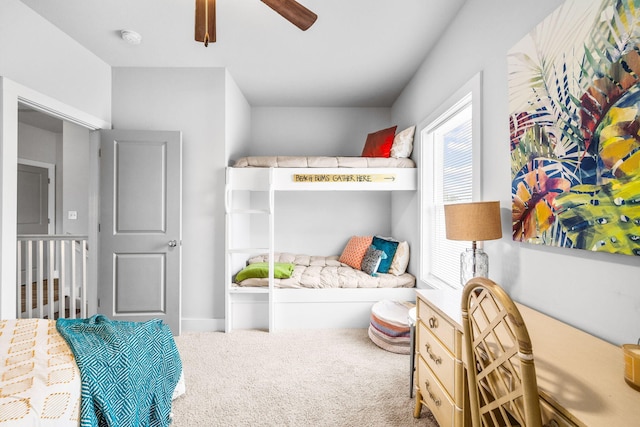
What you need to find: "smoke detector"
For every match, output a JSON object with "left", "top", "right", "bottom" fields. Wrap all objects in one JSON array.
[{"left": 121, "top": 30, "right": 142, "bottom": 45}]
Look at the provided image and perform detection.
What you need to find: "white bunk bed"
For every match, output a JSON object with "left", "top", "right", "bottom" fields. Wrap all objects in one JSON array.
[{"left": 225, "top": 160, "right": 417, "bottom": 332}]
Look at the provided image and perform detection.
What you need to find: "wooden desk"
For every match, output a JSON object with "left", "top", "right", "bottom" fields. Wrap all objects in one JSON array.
[
  {"left": 520, "top": 303, "right": 640, "bottom": 426},
  {"left": 415, "top": 288, "right": 640, "bottom": 427}
]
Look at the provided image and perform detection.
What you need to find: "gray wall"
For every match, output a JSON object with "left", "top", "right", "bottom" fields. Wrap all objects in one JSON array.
[
  {"left": 18, "top": 116, "right": 92, "bottom": 237},
  {"left": 17, "top": 122, "right": 61, "bottom": 232},
  {"left": 392, "top": 0, "right": 640, "bottom": 345}
]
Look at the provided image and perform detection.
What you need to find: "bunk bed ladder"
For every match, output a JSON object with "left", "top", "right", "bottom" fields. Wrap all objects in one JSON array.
[
  {"left": 224, "top": 167, "right": 276, "bottom": 333},
  {"left": 224, "top": 171, "right": 232, "bottom": 333},
  {"left": 267, "top": 168, "right": 275, "bottom": 332}
]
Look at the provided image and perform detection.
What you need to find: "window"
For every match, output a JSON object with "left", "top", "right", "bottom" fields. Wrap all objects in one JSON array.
[{"left": 420, "top": 74, "right": 481, "bottom": 289}]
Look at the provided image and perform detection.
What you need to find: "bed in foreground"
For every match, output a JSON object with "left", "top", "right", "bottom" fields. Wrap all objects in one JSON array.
[{"left": 0, "top": 316, "right": 184, "bottom": 427}]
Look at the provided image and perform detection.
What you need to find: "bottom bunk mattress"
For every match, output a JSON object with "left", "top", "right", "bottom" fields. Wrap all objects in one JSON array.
[
  {"left": 0, "top": 317, "right": 185, "bottom": 427},
  {"left": 234, "top": 253, "right": 416, "bottom": 289}
]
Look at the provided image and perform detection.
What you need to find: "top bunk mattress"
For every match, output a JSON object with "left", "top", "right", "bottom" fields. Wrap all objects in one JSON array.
[{"left": 233, "top": 156, "right": 415, "bottom": 168}]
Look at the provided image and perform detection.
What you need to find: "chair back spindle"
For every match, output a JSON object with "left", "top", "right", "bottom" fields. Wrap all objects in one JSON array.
[{"left": 461, "top": 277, "right": 542, "bottom": 427}]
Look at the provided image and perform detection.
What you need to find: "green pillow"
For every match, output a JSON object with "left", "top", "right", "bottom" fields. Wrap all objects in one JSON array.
[{"left": 235, "top": 262, "right": 295, "bottom": 282}]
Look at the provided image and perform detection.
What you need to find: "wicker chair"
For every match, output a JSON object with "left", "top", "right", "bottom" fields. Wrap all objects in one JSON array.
[{"left": 461, "top": 277, "right": 542, "bottom": 427}]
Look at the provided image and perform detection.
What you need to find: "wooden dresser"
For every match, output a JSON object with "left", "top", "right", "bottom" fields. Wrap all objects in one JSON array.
[
  {"left": 413, "top": 288, "right": 640, "bottom": 427},
  {"left": 413, "top": 288, "right": 467, "bottom": 427}
]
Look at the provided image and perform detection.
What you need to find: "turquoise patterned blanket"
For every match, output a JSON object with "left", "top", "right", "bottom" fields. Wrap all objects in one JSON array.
[{"left": 56, "top": 315, "right": 182, "bottom": 427}]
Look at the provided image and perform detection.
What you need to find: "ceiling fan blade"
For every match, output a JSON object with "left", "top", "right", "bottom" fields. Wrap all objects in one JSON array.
[
  {"left": 195, "top": 0, "right": 216, "bottom": 46},
  {"left": 261, "top": 0, "right": 317, "bottom": 31}
]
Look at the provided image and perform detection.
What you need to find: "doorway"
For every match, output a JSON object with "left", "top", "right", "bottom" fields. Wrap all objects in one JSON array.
[
  {"left": 0, "top": 76, "right": 108, "bottom": 319},
  {"left": 16, "top": 103, "right": 93, "bottom": 319}
]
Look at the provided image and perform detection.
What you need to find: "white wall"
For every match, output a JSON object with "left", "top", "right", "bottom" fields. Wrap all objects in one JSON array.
[
  {"left": 61, "top": 122, "right": 90, "bottom": 235},
  {"left": 225, "top": 70, "right": 252, "bottom": 166},
  {"left": 0, "top": 0, "right": 111, "bottom": 318},
  {"left": 247, "top": 107, "right": 406, "bottom": 257},
  {"left": 271, "top": 192, "right": 393, "bottom": 256},
  {"left": 17, "top": 122, "right": 59, "bottom": 164},
  {"left": 250, "top": 107, "right": 391, "bottom": 156},
  {"left": 0, "top": 0, "right": 111, "bottom": 124},
  {"left": 392, "top": 0, "right": 640, "bottom": 345},
  {"left": 111, "top": 67, "right": 230, "bottom": 330}
]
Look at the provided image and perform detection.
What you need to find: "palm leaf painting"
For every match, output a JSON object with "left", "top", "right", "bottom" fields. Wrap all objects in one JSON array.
[{"left": 508, "top": 0, "right": 640, "bottom": 256}]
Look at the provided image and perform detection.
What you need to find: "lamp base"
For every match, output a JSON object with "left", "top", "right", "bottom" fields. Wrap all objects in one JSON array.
[{"left": 460, "top": 247, "right": 488, "bottom": 286}]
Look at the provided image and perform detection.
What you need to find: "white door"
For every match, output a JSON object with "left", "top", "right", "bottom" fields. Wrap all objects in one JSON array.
[
  {"left": 17, "top": 163, "right": 49, "bottom": 235},
  {"left": 98, "top": 130, "right": 182, "bottom": 335},
  {"left": 17, "top": 162, "right": 52, "bottom": 289}
]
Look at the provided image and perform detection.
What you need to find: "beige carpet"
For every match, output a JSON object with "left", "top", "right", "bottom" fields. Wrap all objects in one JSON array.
[{"left": 171, "top": 328, "right": 438, "bottom": 427}]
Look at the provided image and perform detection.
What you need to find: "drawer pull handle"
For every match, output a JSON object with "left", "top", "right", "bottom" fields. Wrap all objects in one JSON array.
[
  {"left": 428, "top": 316, "right": 438, "bottom": 328},
  {"left": 425, "top": 343, "right": 442, "bottom": 365},
  {"left": 424, "top": 380, "right": 441, "bottom": 407}
]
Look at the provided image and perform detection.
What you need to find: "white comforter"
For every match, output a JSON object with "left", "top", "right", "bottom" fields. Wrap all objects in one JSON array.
[
  {"left": 233, "top": 156, "right": 415, "bottom": 168},
  {"left": 235, "top": 253, "right": 416, "bottom": 289},
  {"left": 0, "top": 319, "right": 185, "bottom": 427},
  {"left": 0, "top": 319, "right": 80, "bottom": 426}
]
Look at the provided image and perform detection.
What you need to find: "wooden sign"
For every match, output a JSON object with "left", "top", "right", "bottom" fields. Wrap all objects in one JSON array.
[{"left": 292, "top": 174, "right": 396, "bottom": 183}]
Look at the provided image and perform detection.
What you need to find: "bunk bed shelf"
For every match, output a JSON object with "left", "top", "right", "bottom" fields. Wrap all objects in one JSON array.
[
  {"left": 274, "top": 287, "right": 417, "bottom": 329},
  {"left": 227, "top": 166, "right": 416, "bottom": 192},
  {"left": 228, "top": 287, "right": 271, "bottom": 295}
]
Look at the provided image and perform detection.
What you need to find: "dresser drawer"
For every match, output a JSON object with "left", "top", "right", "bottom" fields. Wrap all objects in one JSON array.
[
  {"left": 418, "top": 297, "right": 456, "bottom": 351},
  {"left": 540, "top": 397, "right": 580, "bottom": 427},
  {"left": 417, "top": 355, "right": 456, "bottom": 427},
  {"left": 417, "top": 320, "right": 455, "bottom": 396}
]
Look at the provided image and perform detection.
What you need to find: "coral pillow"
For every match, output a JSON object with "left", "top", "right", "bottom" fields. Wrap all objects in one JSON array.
[
  {"left": 361, "top": 126, "right": 397, "bottom": 157},
  {"left": 339, "top": 236, "right": 373, "bottom": 269}
]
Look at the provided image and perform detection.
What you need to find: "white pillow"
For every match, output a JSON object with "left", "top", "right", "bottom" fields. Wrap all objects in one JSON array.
[
  {"left": 389, "top": 240, "right": 410, "bottom": 276},
  {"left": 390, "top": 125, "right": 416, "bottom": 158}
]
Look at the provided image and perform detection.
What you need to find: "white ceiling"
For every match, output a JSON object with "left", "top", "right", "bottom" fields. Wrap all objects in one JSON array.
[{"left": 18, "top": 0, "right": 466, "bottom": 107}]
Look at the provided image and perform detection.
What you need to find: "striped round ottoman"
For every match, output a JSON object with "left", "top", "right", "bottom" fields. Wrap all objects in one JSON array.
[{"left": 368, "top": 300, "right": 415, "bottom": 354}]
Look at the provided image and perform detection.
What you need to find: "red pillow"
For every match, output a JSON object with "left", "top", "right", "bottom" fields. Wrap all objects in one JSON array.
[{"left": 361, "top": 126, "right": 397, "bottom": 157}]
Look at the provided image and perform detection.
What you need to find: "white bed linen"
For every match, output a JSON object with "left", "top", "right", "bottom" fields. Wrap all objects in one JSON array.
[
  {"left": 0, "top": 319, "right": 80, "bottom": 426},
  {"left": 233, "top": 155, "right": 415, "bottom": 168},
  {"left": 235, "top": 253, "right": 415, "bottom": 289},
  {"left": 0, "top": 319, "right": 186, "bottom": 427}
]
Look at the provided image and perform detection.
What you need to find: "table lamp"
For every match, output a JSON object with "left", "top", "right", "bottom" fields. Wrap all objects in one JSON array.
[{"left": 444, "top": 201, "right": 502, "bottom": 286}]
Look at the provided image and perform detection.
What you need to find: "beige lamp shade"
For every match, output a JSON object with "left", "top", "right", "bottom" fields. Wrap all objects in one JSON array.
[{"left": 444, "top": 201, "right": 503, "bottom": 242}]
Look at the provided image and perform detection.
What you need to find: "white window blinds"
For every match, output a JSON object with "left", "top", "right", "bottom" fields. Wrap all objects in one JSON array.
[{"left": 422, "top": 95, "right": 474, "bottom": 289}]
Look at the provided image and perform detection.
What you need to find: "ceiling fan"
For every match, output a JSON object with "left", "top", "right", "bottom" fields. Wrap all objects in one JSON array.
[{"left": 195, "top": 0, "right": 318, "bottom": 47}]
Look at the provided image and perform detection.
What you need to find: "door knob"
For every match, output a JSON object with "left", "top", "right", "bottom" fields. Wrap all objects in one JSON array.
[{"left": 168, "top": 240, "right": 178, "bottom": 247}]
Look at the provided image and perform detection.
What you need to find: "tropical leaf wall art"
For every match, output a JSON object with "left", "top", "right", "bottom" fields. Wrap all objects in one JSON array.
[{"left": 508, "top": 0, "right": 640, "bottom": 256}]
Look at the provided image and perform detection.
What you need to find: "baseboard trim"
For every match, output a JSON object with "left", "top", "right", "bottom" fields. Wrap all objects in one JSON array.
[{"left": 181, "top": 318, "right": 224, "bottom": 333}]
